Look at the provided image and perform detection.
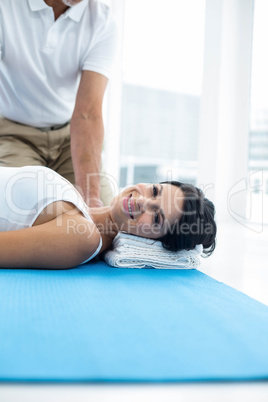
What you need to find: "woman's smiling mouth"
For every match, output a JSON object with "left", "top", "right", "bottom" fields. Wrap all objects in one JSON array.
[{"left": 123, "top": 194, "right": 134, "bottom": 219}]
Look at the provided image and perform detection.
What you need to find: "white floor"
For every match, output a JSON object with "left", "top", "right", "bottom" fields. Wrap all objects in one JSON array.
[
  {"left": 199, "top": 221, "right": 268, "bottom": 307},
  {"left": 1, "top": 221, "right": 268, "bottom": 402}
]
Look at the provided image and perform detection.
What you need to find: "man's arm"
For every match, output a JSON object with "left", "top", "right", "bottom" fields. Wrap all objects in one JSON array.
[{"left": 70, "top": 70, "right": 108, "bottom": 207}]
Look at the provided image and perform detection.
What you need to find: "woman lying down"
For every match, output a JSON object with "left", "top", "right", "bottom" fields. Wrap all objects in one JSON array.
[{"left": 0, "top": 166, "right": 217, "bottom": 269}]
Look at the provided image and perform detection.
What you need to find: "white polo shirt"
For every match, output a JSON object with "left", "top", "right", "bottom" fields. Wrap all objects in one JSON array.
[{"left": 0, "top": 0, "right": 116, "bottom": 127}]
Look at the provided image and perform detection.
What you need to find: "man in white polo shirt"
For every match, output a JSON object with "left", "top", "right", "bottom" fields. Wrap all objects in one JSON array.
[{"left": 0, "top": 0, "right": 117, "bottom": 207}]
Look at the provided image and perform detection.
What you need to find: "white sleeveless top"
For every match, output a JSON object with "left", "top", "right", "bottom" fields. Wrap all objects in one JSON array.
[{"left": 0, "top": 166, "right": 102, "bottom": 263}]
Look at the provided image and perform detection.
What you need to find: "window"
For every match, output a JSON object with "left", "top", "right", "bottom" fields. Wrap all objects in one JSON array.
[
  {"left": 119, "top": 0, "right": 206, "bottom": 187},
  {"left": 249, "top": 0, "right": 268, "bottom": 223},
  {"left": 106, "top": 0, "right": 254, "bottom": 226}
]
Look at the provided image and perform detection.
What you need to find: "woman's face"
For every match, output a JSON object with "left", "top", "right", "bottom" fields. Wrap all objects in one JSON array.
[{"left": 110, "top": 183, "right": 184, "bottom": 239}]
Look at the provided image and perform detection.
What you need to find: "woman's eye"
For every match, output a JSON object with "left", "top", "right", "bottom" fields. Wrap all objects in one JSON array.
[
  {"left": 154, "top": 212, "right": 160, "bottom": 224},
  {"left": 153, "top": 185, "right": 158, "bottom": 198}
]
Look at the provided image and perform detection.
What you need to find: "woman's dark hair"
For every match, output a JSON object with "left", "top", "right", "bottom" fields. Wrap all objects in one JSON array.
[{"left": 159, "top": 181, "right": 217, "bottom": 257}]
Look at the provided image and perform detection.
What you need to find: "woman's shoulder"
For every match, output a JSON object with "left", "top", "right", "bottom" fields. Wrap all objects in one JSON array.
[
  {"left": 67, "top": 212, "right": 102, "bottom": 263},
  {"left": 84, "top": 215, "right": 102, "bottom": 247}
]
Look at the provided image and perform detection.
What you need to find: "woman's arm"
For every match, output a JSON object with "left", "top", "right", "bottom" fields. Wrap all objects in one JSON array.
[{"left": 0, "top": 211, "right": 101, "bottom": 269}]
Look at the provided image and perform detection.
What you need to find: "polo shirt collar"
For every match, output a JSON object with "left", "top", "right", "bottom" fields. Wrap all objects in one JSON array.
[
  {"left": 67, "top": 1, "right": 88, "bottom": 22},
  {"left": 28, "top": 0, "right": 48, "bottom": 12},
  {"left": 27, "top": 0, "right": 88, "bottom": 22}
]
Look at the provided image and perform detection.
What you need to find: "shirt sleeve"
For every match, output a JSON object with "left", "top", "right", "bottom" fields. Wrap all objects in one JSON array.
[{"left": 81, "top": 8, "right": 117, "bottom": 79}]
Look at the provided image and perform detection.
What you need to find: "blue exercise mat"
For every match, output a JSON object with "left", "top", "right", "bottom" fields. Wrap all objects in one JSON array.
[{"left": 0, "top": 261, "right": 268, "bottom": 382}]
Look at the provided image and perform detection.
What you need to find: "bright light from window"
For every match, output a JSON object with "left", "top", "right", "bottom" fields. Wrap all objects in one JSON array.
[
  {"left": 249, "top": 0, "right": 268, "bottom": 224},
  {"left": 251, "top": 0, "right": 268, "bottom": 110},
  {"left": 119, "top": 0, "right": 206, "bottom": 187},
  {"left": 122, "top": 0, "right": 205, "bottom": 95}
]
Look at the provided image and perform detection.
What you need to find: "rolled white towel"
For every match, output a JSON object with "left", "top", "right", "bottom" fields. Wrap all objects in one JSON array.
[{"left": 104, "top": 232, "right": 202, "bottom": 269}]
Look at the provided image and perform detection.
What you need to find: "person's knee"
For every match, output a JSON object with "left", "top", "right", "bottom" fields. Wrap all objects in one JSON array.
[{"left": 0, "top": 141, "right": 45, "bottom": 167}]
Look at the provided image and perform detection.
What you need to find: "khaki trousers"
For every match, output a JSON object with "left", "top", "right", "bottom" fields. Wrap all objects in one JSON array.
[{"left": 0, "top": 118, "right": 114, "bottom": 206}]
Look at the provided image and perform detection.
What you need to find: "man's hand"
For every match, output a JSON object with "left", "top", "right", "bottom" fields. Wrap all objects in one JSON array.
[
  {"left": 75, "top": 180, "right": 103, "bottom": 207},
  {"left": 86, "top": 196, "right": 103, "bottom": 208}
]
